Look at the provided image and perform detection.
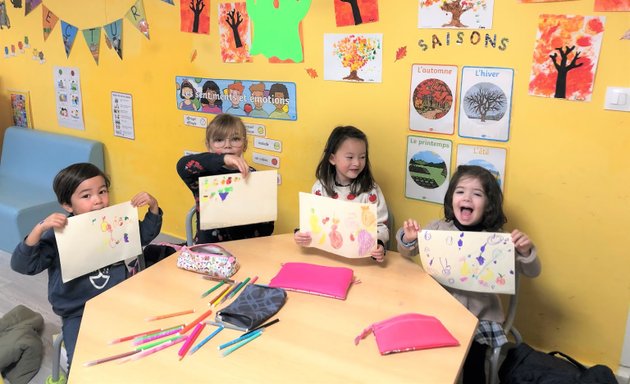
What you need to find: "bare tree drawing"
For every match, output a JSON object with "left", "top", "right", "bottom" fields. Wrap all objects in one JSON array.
[
  {"left": 464, "top": 86, "right": 506, "bottom": 123},
  {"left": 340, "top": 0, "right": 362, "bottom": 25},
  {"left": 189, "top": 0, "right": 205, "bottom": 33},
  {"left": 226, "top": 9, "right": 243, "bottom": 48},
  {"left": 550, "top": 45, "right": 583, "bottom": 99}
]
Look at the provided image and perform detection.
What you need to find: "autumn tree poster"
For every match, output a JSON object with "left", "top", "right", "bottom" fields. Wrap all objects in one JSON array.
[{"left": 409, "top": 64, "right": 458, "bottom": 134}]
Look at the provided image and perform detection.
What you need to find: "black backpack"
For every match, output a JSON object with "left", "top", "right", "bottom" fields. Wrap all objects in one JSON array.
[{"left": 498, "top": 343, "right": 617, "bottom": 384}]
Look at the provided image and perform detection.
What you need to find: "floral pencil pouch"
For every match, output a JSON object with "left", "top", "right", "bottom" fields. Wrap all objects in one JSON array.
[
  {"left": 176, "top": 243, "right": 239, "bottom": 279},
  {"left": 354, "top": 313, "right": 459, "bottom": 355}
]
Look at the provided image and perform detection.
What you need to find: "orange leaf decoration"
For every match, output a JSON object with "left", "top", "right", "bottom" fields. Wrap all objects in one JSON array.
[
  {"left": 306, "top": 68, "right": 318, "bottom": 78},
  {"left": 395, "top": 46, "right": 407, "bottom": 62}
]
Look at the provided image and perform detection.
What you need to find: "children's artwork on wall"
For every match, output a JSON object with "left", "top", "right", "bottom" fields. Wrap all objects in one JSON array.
[
  {"left": 112, "top": 91, "right": 135, "bottom": 140},
  {"left": 82, "top": 27, "right": 101, "bottom": 64},
  {"left": 161, "top": 0, "right": 175, "bottom": 4},
  {"left": 175, "top": 76, "right": 297, "bottom": 120},
  {"left": 42, "top": 5, "right": 58, "bottom": 41},
  {"left": 126, "top": 0, "right": 150, "bottom": 40},
  {"left": 409, "top": 64, "right": 457, "bottom": 134},
  {"left": 246, "top": 0, "right": 312, "bottom": 62},
  {"left": 299, "top": 192, "right": 377, "bottom": 258},
  {"left": 9, "top": 90, "right": 32, "bottom": 128},
  {"left": 518, "top": 0, "right": 577, "bottom": 2},
  {"left": 180, "top": 0, "right": 209, "bottom": 34},
  {"left": 529, "top": 14, "right": 605, "bottom": 101},
  {"left": 623, "top": 28, "right": 630, "bottom": 39},
  {"left": 305, "top": 67, "right": 318, "bottom": 78},
  {"left": 324, "top": 33, "right": 383, "bottom": 83},
  {"left": 405, "top": 135, "right": 452, "bottom": 204},
  {"left": 199, "top": 170, "right": 278, "bottom": 230},
  {"left": 24, "top": 0, "right": 40, "bottom": 16},
  {"left": 55, "top": 202, "right": 142, "bottom": 283},
  {"left": 0, "top": 0, "right": 10, "bottom": 29},
  {"left": 418, "top": 230, "right": 515, "bottom": 294},
  {"left": 104, "top": 19, "right": 123, "bottom": 59},
  {"left": 458, "top": 66, "right": 513, "bottom": 142},
  {"left": 219, "top": 2, "right": 252, "bottom": 63},
  {"left": 394, "top": 46, "right": 407, "bottom": 61},
  {"left": 54, "top": 66, "right": 84, "bottom": 130},
  {"left": 456, "top": 144, "right": 506, "bottom": 192},
  {"left": 333, "top": 0, "right": 379, "bottom": 27},
  {"left": 418, "top": 0, "right": 494, "bottom": 29},
  {"left": 595, "top": 0, "right": 630, "bottom": 11},
  {"left": 60, "top": 21, "right": 78, "bottom": 57}
]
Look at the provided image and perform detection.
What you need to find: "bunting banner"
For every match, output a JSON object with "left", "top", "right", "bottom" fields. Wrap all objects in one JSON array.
[
  {"left": 161, "top": 0, "right": 175, "bottom": 5},
  {"left": 126, "top": 0, "right": 150, "bottom": 40},
  {"left": 25, "top": 0, "right": 42, "bottom": 16},
  {"left": 104, "top": 19, "right": 123, "bottom": 59},
  {"left": 82, "top": 27, "right": 101, "bottom": 64},
  {"left": 60, "top": 20, "right": 78, "bottom": 58},
  {"left": 42, "top": 4, "right": 58, "bottom": 41}
]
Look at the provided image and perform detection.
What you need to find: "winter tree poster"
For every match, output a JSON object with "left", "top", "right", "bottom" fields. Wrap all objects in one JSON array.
[
  {"left": 405, "top": 135, "right": 452, "bottom": 204},
  {"left": 409, "top": 64, "right": 458, "bottom": 134}
]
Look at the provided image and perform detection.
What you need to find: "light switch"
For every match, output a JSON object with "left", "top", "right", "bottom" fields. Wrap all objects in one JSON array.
[{"left": 604, "top": 87, "right": 630, "bottom": 112}]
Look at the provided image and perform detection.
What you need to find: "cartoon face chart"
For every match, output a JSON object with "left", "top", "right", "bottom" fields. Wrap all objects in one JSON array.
[
  {"left": 55, "top": 202, "right": 142, "bottom": 283},
  {"left": 199, "top": 170, "right": 278, "bottom": 230},
  {"left": 324, "top": 33, "right": 383, "bottom": 83},
  {"left": 54, "top": 66, "right": 84, "bottom": 130},
  {"left": 456, "top": 144, "right": 507, "bottom": 192},
  {"left": 409, "top": 64, "right": 458, "bottom": 134},
  {"left": 299, "top": 192, "right": 377, "bottom": 259},
  {"left": 418, "top": 230, "right": 516, "bottom": 294},
  {"left": 405, "top": 135, "right": 452, "bottom": 204},
  {"left": 458, "top": 66, "right": 513, "bottom": 142}
]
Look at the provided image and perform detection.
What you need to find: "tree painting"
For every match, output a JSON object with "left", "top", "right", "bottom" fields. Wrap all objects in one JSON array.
[
  {"left": 463, "top": 83, "right": 506, "bottom": 123},
  {"left": 529, "top": 14, "right": 605, "bottom": 101},
  {"left": 334, "top": 0, "right": 378, "bottom": 27},
  {"left": 419, "top": 0, "right": 488, "bottom": 28},
  {"left": 180, "top": 0, "right": 209, "bottom": 34},
  {"left": 413, "top": 79, "right": 453, "bottom": 120},
  {"left": 331, "top": 34, "right": 380, "bottom": 82},
  {"left": 219, "top": 2, "right": 251, "bottom": 63},
  {"left": 594, "top": 0, "right": 630, "bottom": 11}
]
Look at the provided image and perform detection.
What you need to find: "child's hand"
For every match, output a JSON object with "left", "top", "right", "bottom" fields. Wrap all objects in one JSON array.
[
  {"left": 131, "top": 192, "right": 159, "bottom": 215},
  {"left": 402, "top": 219, "right": 420, "bottom": 243},
  {"left": 371, "top": 244, "right": 385, "bottom": 263},
  {"left": 294, "top": 231, "right": 312, "bottom": 247},
  {"left": 511, "top": 229, "right": 533, "bottom": 256},
  {"left": 25, "top": 213, "right": 68, "bottom": 246},
  {"left": 223, "top": 154, "right": 250, "bottom": 177}
]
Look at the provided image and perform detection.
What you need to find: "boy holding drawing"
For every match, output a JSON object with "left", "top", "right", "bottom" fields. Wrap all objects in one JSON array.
[{"left": 10, "top": 163, "right": 163, "bottom": 369}]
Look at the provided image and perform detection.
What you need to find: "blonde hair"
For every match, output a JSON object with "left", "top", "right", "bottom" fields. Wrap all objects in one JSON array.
[{"left": 205, "top": 113, "right": 247, "bottom": 151}]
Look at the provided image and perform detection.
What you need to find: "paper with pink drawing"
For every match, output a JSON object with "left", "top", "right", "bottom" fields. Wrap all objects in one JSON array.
[
  {"left": 299, "top": 192, "right": 377, "bottom": 259},
  {"left": 199, "top": 170, "right": 277, "bottom": 230},
  {"left": 418, "top": 230, "right": 515, "bottom": 294},
  {"left": 55, "top": 202, "right": 142, "bottom": 283}
]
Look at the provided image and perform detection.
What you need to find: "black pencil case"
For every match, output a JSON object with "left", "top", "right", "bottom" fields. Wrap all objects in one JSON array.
[{"left": 215, "top": 284, "right": 287, "bottom": 331}]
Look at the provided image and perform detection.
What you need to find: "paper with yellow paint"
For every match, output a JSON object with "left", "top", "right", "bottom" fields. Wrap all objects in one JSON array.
[
  {"left": 199, "top": 170, "right": 277, "bottom": 230},
  {"left": 418, "top": 230, "right": 515, "bottom": 294},
  {"left": 55, "top": 202, "right": 141, "bottom": 283},
  {"left": 299, "top": 192, "right": 377, "bottom": 259}
]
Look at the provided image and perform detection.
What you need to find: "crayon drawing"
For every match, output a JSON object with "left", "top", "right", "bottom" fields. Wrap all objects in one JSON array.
[
  {"left": 299, "top": 192, "right": 377, "bottom": 258},
  {"left": 199, "top": 170, "right": 277, "bottom": 230},
  {"left": 529, "top": 14, "right": 605, "bottom": 101},
  {"left": 219, "top": 2, "right": 252, "bottom": 63},
  {"left": 419, "top": 230, "right": 515, "bottom": 294},
  {"left": 418, "top": 0, "right": 494, "bottom": 29},
  {"left": 55, "top": 202, "right": 142, "bottom": 283},
  {"left": 10, "top": 90, "right": 32, "bottom": 128},
  {"left": 324, "top": 33, "right": 383, "bottom": 83},
  {"left": 333, "top": 0, "right": 379, "bottom": 27}
]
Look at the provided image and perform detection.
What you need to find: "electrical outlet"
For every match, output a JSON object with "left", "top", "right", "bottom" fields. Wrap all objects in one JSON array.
[{"left": 604, "top": 87, "right": 630, "bottom": 112}]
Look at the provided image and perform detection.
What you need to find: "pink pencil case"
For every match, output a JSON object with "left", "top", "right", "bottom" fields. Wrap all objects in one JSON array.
[
  {"left": 354, "top": 313, "right": 459, "bottom": 355},
  {"left": 268, "top": 262, "right": 354, "bottom": 300}
]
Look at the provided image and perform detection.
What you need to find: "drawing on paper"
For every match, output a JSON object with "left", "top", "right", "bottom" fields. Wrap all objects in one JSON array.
[
  {"left": 594, "top": 0, "right": 630, "bottom": 11},
  {"left": 199, "top": 174, "right": 243, "bottom": 202},
  {"left": 219, "top": 2, "right": 252, "bottom": 63},
  {"left": 334, "top": 0, "right": 379, "bottom": 27},
  {"left": 419, "top": 0, "right": 494, "bottom": 29},
  {"left": 419, "top": 230, "right": 515, "bottom": 294},
  {"left": 94, "top": 214, "right": 133, "bottom": 248},
  {"left": 324, "top": 33, "right": 383, "bottom": 83}
]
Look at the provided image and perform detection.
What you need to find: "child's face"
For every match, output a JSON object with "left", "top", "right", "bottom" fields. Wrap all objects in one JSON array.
[
  {"left": 208, "top": 129, "right": 245, "bottom": 157},
  {"left": 62, "top": 175, "right": 110, "bottom": 215},
  {"left": 452, "top": 176, "right": 487, "bottom": 226},
  {"left": 329, "top": 138, "right": 366, "bottom": 185}
]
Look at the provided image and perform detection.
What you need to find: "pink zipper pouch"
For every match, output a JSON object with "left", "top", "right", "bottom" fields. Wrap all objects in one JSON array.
[
  {"left": 354, "top": 313, "right": 459, "bottom": 355},
  {"left": 268, "top": 262, "right": 354, "bottom": 300}
]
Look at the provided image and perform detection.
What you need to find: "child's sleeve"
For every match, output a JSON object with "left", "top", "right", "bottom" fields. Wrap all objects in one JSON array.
[
  {"left": 176, "top": 152, "right": 226, "bottom": 192},
  {"left": 10, "top": 230, "right": 56, "bottom": 275},
  {"left": 516, "top": 246, "right": 541, "bottom": 278},
  {"left": 374, "top": 185, "right": 389, "bottom": 247},
  {"left": 139, "top": 208, "right": 164, "bottom": 246}
]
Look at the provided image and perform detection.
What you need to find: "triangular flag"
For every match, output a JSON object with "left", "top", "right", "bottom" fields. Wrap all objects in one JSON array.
[
  {"left": 125, "top": 0, "right": 150, "bottom": 40},
  {"left": 60, "top": 20, "right": 79, "bottom": 58},
  {"left": 103, "top": 19, "right": 123, "bottom": 60},
  {"left": 160, "top": 0, "right": 174, "bottom": 4},
  {"left": 25, "top": 0, "right": 42, "bottom": 16},
  {"left": 42, "top": 5, "right": 59, "bottom": 41},
  {"left": 82, "top": 27, "right": 101, "bottom": 64}
]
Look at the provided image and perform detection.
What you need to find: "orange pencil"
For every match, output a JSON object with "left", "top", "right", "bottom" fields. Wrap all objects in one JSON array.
[
  {"left": 179, "top": 309, "right": 213, "bottom": 335},
  {"left": 145, "top": 309, "right": 195, "bottom": 321},
  {"left": 208, "top": 285, "right": 231, "bottom": 307}
]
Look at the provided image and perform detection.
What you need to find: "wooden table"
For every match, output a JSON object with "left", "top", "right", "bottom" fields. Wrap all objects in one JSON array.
[{"left": 70, "top": 234, "right": 477, "bottom": 383}]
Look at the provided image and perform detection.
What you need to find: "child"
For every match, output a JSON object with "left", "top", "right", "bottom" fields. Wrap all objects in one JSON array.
[
  {"left": 10, "top": 162, "right": 163, "bottom": 369},
  {"left": 176, "top": 113, "right": 274, "bottom": 243},
  {"left": 396, "top": 165, "right": 541, "bottom": 383},
  {"left": 294, "top": 126, "right": 389, "bottom": 262}
]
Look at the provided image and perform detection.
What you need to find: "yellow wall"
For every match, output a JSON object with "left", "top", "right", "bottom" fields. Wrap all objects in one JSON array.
[{"left": 1, "top": 0, "right": 628, "bottom": 370}]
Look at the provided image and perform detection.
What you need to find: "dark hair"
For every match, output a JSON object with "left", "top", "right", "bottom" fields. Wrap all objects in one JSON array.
[
  {"left": 200, "top": 81, "right": 223, "bottom": 109},
  {"left": 269, "top": 83, "right": 289, "bottom": 100},
  {"left": 315, "top": 126, "right": 375, "bottom": 196},
  {"left": 443, "top": 165, "right": 506, "bottom": 231},
  {"left": 53, "top": 163, "right": 110, "bottom": 205},
  {"left": 180, "top": 80, "right": 196, "bottom": 99}
]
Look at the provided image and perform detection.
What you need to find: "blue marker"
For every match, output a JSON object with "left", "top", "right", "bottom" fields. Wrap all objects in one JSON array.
[
  {"left": 217, "top": 329, "right": 263, "bottom": 350},
  {"left": 189, "top": 325, "right": 224, "bottom": 355}
]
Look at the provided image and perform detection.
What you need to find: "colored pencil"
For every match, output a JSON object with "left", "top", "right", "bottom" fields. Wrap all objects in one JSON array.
[
  {"left": 220, "top": 331, "right": 262, "bottom": 357},
  {"left": 84, "top": 350, "right": 140, "bottom": 366},
  {"left": 190, "top": 325, "right": 224, "bottom": 355},
  {"left": 249, "top": 276, "right": 259, "bottom": 285},
  {"left": 227, "top": 277, "right": 250, "bottom": 299},
  {"left": 136, "top": 335, "right": 183, "bottom": 350},
  {"left": 145, "top": 309, "right": 195, "bottom": 321},
  {"left": 242, "top": 318, "right": 280, "bottom": 337},
  {"left": 218, "top": 329, "right": 263, "bottom": 350},
  {"left": 201, "top": 280, "right": 225, "bottom": 298},
  {"left": 217, "top": 281, "right": 241, "bottom": 304},
  {"left": 202, "top": 275, "right": 235, "bottom": 284},
  {"left": 205, "top": 321, "right": 245, "bottom": 332},
  {"left": 108, "top": 328, "right": 162, "bottom": 344},
  {"left": 179, "top": 309, "right": 213, "bottom": 334},
  {"left": 178, "top": 322, "right": 205, "bottom": 360},
  {"left": 208, "top": 285, "right": 231, "bottom": 306},
  {"left": 126, "top": 336, "right": 186, "bottom": 362},
  {"left": 133, "top": 326, "right": 183, "bottom": 346}
]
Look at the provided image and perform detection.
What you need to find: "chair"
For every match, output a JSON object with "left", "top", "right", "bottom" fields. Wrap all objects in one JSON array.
[
  {"left": 185, "top": 205, "right": 196, "bottom": 246},
  {"left": 46, "top": 332, "right": 67, "bottom": 384}
]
